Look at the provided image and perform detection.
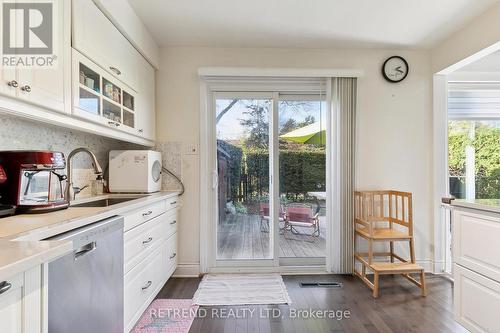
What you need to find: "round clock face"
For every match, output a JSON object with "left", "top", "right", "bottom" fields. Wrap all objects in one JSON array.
[{"left": 382, "top": 56, "right": 409, "bottom": 83}]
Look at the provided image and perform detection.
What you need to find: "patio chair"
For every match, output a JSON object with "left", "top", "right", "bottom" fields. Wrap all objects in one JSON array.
[
  {"left": 284, "top": 203, "right": 320, "bottom": 241},
  {"left": 259, "top": 203, "right": 286, "bottom": 232}
]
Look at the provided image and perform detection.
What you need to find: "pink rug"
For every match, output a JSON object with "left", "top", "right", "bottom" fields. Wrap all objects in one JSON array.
[{"left": 131, "top": 299, "right": 199, "bottom": 333}]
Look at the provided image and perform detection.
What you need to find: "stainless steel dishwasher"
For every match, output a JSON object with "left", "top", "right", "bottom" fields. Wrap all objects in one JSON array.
[{"left": 46, "top": 215, "right": 124, "bottom": 333}]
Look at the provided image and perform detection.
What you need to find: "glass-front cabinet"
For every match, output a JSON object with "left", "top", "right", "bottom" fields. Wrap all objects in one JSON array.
[{"left": 73, "top": 50, "right": 137, "bottom": 133}]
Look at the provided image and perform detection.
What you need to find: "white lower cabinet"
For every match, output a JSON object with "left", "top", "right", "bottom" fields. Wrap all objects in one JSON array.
[
  {"left": 123, "top": 197, "right": 179, "bottom": 332},
  {"left": 454, "top": 264, "right": 500, "bottom": 333},
  {"left": 452, "top": 208, "right": 500, "bottom": 333},
  {"left": 0, "top": 266, "right": 43, "bottom": 333}
]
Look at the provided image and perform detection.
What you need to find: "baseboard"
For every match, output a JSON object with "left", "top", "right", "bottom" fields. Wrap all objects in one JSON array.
[
  {"left": 174, "top": 260, "right": 437, "bottom": 277},
  {"left": 173, "top": 263, "right": 201, "bottom": 277},
  {"left": 209, "top": 265, "right": 328, "bottom": 275}
]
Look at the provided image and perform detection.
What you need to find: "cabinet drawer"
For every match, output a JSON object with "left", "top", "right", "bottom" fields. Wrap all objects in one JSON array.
[
  {"left": 454, "top": 264, "right": 500, "bottom": 333},
  {"left": 453, "top": 210, "right": 500, "bottom": 282},
  {"left": 124, "top": 214, "right": 168, "bottom": 274},
  {"left": 124, "top": 200, "right": 166, "bottom": 232},
  {"left": 164, "top": 232, "right": 178, "bottom": 278},
  {"left": 165, "top": 196, "right": 178, "bottom": 211},
  {"left": 165, "top": 210, "right": 178, "bottom": 240},
  {"left": 124, "top": 244, "right": 164, "bottom": 329}
]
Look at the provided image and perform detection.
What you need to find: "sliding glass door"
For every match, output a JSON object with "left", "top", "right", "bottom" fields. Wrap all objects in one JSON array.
[
  {"left": 214, "top": 91, "right": 328, "bottom": 267},
  {"left": 215, "top": 95, "right": 273, "bottom": 261},
  {"left": 278, "top": 97, "right": 327, "bottom": 264}
]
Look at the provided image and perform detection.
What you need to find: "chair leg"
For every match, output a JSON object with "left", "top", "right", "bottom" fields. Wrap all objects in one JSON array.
[
  {"left": 389, "top": 241, "right": 394, "bottom": 263},
  {"left": 420, "top": 270, "right": 427, "bottom": 297},
  {"left": 260, "top": 218, "right": 266, "bottom": 232},
  {"left": 409, "top": 238, "right": 416, "bottom": 263},
  {"left": 368, "top": 239, "right": 374, "bottom": 265},
  {"left": 373, "top": 271, "right": 379, "bottom": 298}
]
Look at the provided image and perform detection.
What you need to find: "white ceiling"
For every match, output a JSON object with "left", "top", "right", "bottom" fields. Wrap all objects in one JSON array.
[
  {"left": 457, "top": 51, "right": 500, "bottom": 72},
  {"left": 128, "top": 0, "right": 499, "bottom": 49}
]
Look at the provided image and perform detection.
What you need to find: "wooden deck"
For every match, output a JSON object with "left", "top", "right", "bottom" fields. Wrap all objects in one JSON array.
[{"left": 217, "top": 213, "right": 326, "bottom": 260}]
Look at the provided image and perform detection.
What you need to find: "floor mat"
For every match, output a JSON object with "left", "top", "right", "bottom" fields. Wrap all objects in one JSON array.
[
  {"left": 131, "top": 299, "right": 198, "bottom": 333},
  {"left": 192, "top": 273, "right": 291, "bottom": 306}
]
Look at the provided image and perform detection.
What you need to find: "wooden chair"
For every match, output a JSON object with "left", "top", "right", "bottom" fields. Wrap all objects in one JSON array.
[
  {"left": 284, "top": 203, "right": 320, "bottom": 242},
  {"left": 354, "top": 190, "right": 426, "bottom": 298}
]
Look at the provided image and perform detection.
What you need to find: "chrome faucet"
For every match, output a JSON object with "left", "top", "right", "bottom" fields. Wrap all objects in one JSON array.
[{"left": 65, "top": 148, "right": 103, "bottom": 202}]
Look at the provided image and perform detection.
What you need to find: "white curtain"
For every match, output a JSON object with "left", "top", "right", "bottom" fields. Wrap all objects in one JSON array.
[{"left": 330, "top": 77, "right": 357, "bottom": 274}]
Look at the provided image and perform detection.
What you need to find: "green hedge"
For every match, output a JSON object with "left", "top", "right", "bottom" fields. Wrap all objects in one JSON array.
[
  {"left": 217, "top": 140, "right": 242, "bottom": 200},
  {"left": 244, "top": 149, "right": 326, "bottom": 200}
]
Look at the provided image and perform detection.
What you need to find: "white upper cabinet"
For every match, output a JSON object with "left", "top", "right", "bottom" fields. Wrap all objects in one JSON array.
[
  {"left": 72, "top": 0, "right": 139, "bottom": 92},
  {"left": 136, "top": 55, "right": 156, "bottom": 141},
  {"left": 0, "top": 1, "right": 68, "bottom": 113}
]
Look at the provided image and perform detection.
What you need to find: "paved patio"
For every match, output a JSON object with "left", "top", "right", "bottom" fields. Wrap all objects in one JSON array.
[{"left": 217, "top": 213, "right": 326, "bottom": 260}]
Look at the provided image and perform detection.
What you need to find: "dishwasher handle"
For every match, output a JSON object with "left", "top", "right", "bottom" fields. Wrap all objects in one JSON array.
[{"left": 74, "top": 242, "right": 97, "bottom": 260}]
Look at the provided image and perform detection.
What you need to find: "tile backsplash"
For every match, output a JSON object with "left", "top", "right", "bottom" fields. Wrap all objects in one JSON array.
[
  {"left": 155, "top": 141, "right": 183, "bottom": 192},
  {"left": 0, "top": 115, "right": 144, "bottom": 197}
]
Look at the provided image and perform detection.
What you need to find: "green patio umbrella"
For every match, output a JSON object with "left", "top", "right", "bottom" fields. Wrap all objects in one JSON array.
[{"left": 279, "top": 122, "right": 326, "bottom": 145}]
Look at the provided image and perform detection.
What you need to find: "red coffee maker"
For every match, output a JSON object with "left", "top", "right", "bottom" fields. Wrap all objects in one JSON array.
[
  {"left": 0, "top": 164, "right": 15, "bottom": 217},
  {"left": 0, "top": 151, "right": 69, "bottom": 214}
]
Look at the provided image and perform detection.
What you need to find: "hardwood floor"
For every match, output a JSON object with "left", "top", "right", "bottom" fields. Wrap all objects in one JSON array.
[
  {"left": 217, "top": 214, "right": 326, "bottom": 260},
  {"left": 155, "top": 274, "right": 467, "bottom": 333}
]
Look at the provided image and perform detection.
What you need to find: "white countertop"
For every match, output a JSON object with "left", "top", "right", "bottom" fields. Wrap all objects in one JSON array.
[
  {"left": 451, "top": 198, "right": 500, "bottom": 214},
  {"left": 0, "top": 191, "right": 179, "bottom": 281}
]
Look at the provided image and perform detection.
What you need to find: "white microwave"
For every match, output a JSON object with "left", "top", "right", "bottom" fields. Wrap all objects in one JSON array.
[{"left": 109, "top": 150, "right": 162, "bottom": 193}]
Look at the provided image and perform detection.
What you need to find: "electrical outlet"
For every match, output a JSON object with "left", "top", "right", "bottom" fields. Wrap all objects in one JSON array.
[{"left": 185, "top": 143, "right": 198, "bottom": 155}]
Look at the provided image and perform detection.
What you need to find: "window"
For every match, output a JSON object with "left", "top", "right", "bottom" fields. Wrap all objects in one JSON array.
[{"left": 448, "top": 83, "right": 500, "bottom": 200}]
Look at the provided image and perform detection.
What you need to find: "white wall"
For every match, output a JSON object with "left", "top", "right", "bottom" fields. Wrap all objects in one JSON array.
[{"left": 156, "top": 47, "right": 433, "bottom": 274}]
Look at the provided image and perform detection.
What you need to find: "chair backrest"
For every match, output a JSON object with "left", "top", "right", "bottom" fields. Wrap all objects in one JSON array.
[
  {"left": 354, "top": 190, "right": 413, "bottom": 234},
  {"left": 260, "top": 202, "right": 286, "bottom": 217},
  {"left": 260, "top": 203, "right": 270, "bottom": 217},
  {"left": 286, "top": 204, "right": 313, "bottom": 223}
]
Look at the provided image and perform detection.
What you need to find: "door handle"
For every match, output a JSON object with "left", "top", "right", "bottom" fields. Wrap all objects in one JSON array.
[
  {"left": 142, "top": 280, "right": 152, "bottom": 290},
  {"left": 170, "top": 220, "right": 177, "bottom": 225},
  {"left": 170, "top": 253, "right": 177, "bottom": 259},
  {"left": 21, "top": 85, "right": 31, "bottom": 92},
  {"left": 0, "top": 281, "right": 12, "bottom": 295},
  {"left": 74, "top": 242, "right": 97, "bottom": 260},
  {"left": 212, "top": 171, "right": 218, "bottom": 189},
  {"left": 142, "top": 210, "right": 153, "bottom": 217},
  {"left": 142, "top": 237, "right": 153, "bottom": 245}
]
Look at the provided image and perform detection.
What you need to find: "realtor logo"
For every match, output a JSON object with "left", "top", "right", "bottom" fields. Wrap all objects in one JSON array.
[{"left": 2, "top": 1, "right": 57, "bottom": 68}]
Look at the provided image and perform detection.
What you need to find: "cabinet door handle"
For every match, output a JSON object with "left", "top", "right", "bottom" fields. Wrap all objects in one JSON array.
[
  {"left": 7, "top": 80, "right": 18, "bottom": 88},
  {"left": 170, "top": 253, "right": 177, "bottom": 259},
  {"left": 170, "top": 220, "right": 177, "bottom": 225},
  {"left": 170, "top": 201, "right": 177, "bottom": 205},
  {"left": 138, "top": 129, "right": 144, "bottom": 133},
  {"left": 141, "top": 280, "right": 152, "bottom": 290},
  {"left": 109, "top": 66, "right": 122, "bottom": 75},
  {"left": 0, "top": 281, "right": 12, "bottom": 295},
  {"left": 142, "top": 210, "right": 153, "bottom": 217},
  {"left": 21, "top": 85, "right": 31, "bottom": 92},
  {"left": 142, "top": 237, "right": 153, "bottom": 245}
]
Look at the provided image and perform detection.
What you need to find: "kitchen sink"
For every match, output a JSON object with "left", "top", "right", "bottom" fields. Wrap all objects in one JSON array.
[{"left": 72, "top": 197, "right": 142, "bottom": 208}]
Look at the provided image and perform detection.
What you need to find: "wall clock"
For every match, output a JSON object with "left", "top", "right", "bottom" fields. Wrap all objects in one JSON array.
[{"left": 382, "top": 56, "right": 409, "bottom": 83}]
